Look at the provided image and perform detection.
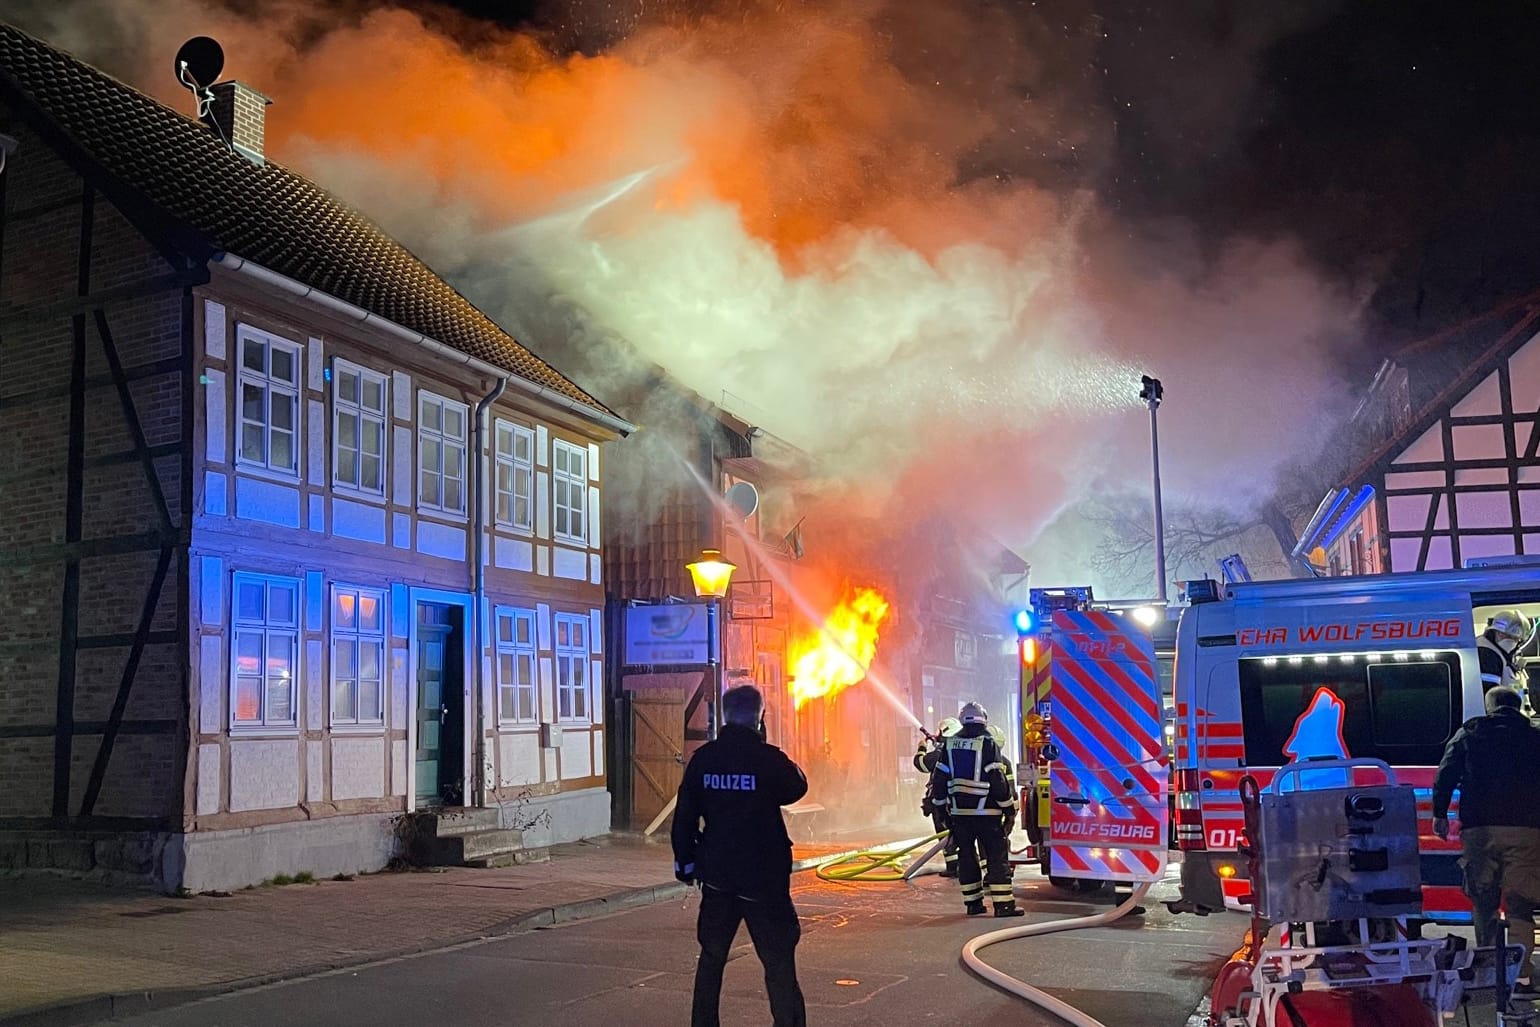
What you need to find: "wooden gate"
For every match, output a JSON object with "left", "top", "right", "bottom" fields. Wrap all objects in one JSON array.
[{"left": 629, "top": 685, "right": 688, "bottom": 828}]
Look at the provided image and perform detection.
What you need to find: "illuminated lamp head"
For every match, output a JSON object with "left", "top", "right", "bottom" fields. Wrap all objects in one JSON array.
[
  {"left": 1013, "top": 609, "right": 1035, "bottom": 635},
  {"left": 686, "top": 549, "right": 736, "bottom": 598}
]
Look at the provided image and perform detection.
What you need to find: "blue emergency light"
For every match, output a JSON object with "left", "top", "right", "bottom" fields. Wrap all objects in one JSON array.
[{"left": 1013, "top": 609, "right": 1035, "bottom": 635}]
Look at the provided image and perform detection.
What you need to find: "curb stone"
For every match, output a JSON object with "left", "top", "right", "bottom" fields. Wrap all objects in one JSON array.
[{"left": 1, "top": 839, "right": 913, "bottom": 1027}]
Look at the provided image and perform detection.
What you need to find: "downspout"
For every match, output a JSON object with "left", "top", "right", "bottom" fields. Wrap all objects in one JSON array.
[{"left": 472, "top": 376, "right": 508, "bottom": 808}]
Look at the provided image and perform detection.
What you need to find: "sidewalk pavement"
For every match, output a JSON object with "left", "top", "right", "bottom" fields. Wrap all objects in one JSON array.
[{"left": 0, "top": 833, "right": 915, "bottom": 1027}]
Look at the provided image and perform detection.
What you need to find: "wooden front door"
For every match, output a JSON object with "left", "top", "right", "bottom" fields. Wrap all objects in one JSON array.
[
  {"left": 630, "top": 687, "right": 686, "bottom": 828},
  {"left": 415, "top": 602, "right": 465, "bottom": 807}
]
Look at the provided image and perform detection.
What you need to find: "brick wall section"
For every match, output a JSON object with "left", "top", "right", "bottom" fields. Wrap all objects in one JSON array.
[{"left": 0, "top": 105, "right": 189, "bottom": 826}]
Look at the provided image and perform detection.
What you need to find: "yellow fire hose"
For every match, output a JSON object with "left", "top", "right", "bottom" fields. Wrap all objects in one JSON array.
[{"left": 814, "top": 832, "right": 948, "bottom": 883}]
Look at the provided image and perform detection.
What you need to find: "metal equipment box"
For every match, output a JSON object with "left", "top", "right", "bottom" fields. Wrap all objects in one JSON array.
[{"left": 1253, "top": 781, "right": 1422, "bottom": 923}]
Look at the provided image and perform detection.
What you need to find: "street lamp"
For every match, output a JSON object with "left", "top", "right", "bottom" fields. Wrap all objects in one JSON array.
[
  {"left": 1139, "top": 375, "right": 1168, "bottom": 604},
  {"left": 687, "top": 550, "right": 736, "bottom": 740}
]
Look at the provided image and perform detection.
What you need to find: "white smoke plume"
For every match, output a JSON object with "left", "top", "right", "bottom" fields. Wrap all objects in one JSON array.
[{"left": 9, "top": 0, "right": 1366, "bottom": 590}]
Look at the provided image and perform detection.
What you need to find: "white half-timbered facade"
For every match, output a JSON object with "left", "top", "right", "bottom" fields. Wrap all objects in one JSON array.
[{"left": 1308, "top": 299, "right": 1540, "bottom": 574}]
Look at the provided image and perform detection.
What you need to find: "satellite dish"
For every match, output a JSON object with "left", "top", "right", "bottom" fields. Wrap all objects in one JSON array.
[
  {"left": 725, "top": 481, "right": 759, "bottom": 520},
  {"left": 174, "top": 36, "right": 225, "bottom": 91}
]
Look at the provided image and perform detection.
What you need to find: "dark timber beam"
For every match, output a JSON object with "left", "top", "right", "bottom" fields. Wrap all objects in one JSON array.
[
  {"left": 95, "top": 308, "right": 173, "bottom": 531},
  {"left": 53, "top": 182, "right": 92, "bottom": 817},
  {"left": 79, "top": 544, "right": 174, "bottom": 815}
]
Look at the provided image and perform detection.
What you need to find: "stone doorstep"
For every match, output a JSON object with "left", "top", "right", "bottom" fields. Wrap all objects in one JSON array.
[
  {"left": 0, "top": 838, "right": 910, "bottom": 1027},
  {"left": 411, "top": 808, "right": 503, "bottom": 838}
]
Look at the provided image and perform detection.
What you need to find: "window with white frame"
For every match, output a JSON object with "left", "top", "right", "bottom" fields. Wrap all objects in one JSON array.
[
  {"left": 554, "top": 612, "right": 590, "bottom": 722},
  {"left": 418, "top": 392, "right": 468, "bottom": 515},
  {"left": 237, "top": 326, "right": 301, "bottom": 475},
  {"left": 231, "top": 573, "right": 300, "bottom": 729},
  {"left": 495, "top": 607, "right": 538, "bottom": 723},
  {"left": 552, "top": 440, "right": 588, "bottom": 544},
  {"left": 494, "top": 421, "right": 535, "bottom": 531},
  {"left": 333, "top": 361, "right": 387, "bottom": 495},
  {"left": 331, "top": 585, "right": 385, "bottom": 726}
]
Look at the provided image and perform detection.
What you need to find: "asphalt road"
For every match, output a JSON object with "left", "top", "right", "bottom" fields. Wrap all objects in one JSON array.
[{"left": 92, "top": 868, "right": 1242, "bottom": 1026}]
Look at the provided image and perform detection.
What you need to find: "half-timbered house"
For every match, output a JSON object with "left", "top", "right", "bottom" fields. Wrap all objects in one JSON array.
[
  {"left": 1299, "top": 291, "right": 1540, "bottom": 575},
  {"left": 0, "top": 26, "right": 631, "bottom": 892}
]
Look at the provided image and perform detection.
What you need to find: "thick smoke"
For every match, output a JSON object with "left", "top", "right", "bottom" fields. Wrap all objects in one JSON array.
[{"left": 13, "top": 0, "right": 1365, "bottom": 592}]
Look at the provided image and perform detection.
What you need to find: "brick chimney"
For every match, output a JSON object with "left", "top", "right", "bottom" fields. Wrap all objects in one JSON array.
[{"left": 204, "top": 81, "right": 271, "bottom": 166}]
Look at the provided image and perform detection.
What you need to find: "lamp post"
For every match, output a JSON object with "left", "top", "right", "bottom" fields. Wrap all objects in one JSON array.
[
  {"left": 686, "top": 549, "right": 736, "bottom": 741},
  {"left": 1139, "top": 375, "right": 1168, "bottom": 604}
]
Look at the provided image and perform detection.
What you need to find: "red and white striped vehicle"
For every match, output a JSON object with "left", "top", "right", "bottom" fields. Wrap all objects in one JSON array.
[{"left": 1169, "top": 565, "right": 1540, "bottom": 922}]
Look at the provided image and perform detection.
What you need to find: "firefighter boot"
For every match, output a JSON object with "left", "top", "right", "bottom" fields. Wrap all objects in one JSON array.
[
  {"left": 965, "top": 900, "right": 986, "bottom": 916},
  {"left": 993, "top": 902, "right": 1026, "bottom": 918}
]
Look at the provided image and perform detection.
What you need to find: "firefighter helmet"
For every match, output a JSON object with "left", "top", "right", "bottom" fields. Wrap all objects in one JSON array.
[
  {"left": 987, "top": 724, "right": 1008, "bottom": 748},
  {"left": 937, "top": 717, "right": 962, "bottom": 738},
  {"left": 1489, "top": 609, "right": 1535, "bottom": 647},
  {"left": 959, "top": 702, "right": 988, "bottom": 725}
]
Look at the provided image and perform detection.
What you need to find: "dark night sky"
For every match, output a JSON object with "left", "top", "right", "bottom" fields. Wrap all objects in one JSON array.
[{"left": 434, "top": 0, "right": 1540, "bottom": 367}]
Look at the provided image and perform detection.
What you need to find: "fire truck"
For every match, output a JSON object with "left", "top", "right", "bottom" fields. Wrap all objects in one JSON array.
[
  {"left": 1014, "top": 586, "right": 1171, "bottom": 890},
  {"left": 1168, "top": 564, "right": 1540, "bottom": 921}
]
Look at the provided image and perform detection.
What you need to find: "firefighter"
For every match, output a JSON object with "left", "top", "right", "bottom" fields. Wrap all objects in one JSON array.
[
  {"left": 1478, "top": 609, "right": 1533, "bottom": 699},
  {"left": 672, "top": 685, "right": 809, "bottom": 1027},
  {"left": 931, "top": 702, "right": 1024, "bottom": 917},
  {"left": 914, "top": 717, "right": 962, "bottom": 877},
  {"left": 1432, "top": 686, "right": 1540, "bottom": 1003}
]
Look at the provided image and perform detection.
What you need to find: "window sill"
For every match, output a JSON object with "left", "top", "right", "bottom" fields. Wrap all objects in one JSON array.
[
  {"left": 329, "top": 722, "right": 387, "bottom": 735},
  {"left": 553, "top": 535, "right": 589, "bottom": 549},
  {"left": 229, "top": 726, "right": 300, "bottom": 739},
  {"left": 418, "top": 506, "right": 469, "bottom": 525},
  {"left": 235, "top": 464, "right": 303, "bottom": 486},
  {"left": 332, "top": 485, "right": 388, "bottom": 506},
  {"left": 492, "top": 522, "right": 536, "bottom": 537},
  {"left": 495, "top": 722, "right": 541, "bottom": 732}
]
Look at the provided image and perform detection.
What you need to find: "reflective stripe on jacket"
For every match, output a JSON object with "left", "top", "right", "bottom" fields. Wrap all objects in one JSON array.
[{"left": 930, "top": 724, "right": 1017, "bottom": 817}]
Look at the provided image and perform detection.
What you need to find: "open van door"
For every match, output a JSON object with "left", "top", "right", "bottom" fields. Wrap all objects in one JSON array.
[{"left": 1046, "top": 610, "right": 1169, "bottom": 883}]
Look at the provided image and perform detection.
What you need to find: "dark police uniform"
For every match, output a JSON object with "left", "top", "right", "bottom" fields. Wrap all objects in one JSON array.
[
  {"left": 930, "top": 723, "right": 1021, "bottom": 915},
  {"left": 1433, "top": 704, "right": 1540, "bottom": 980},
  {"left": 672, "top": 722, "right": 810, "bottom": 1027}
]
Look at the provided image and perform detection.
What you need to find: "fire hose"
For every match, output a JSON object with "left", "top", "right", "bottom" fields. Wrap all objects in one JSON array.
[
  {"left": 814, "top": 833, "right": 949, "bottom": 883},
  {"left": 815, "top": 828, "right": 1161, "bottom": 1026},
  {"left": 961, "top": 880, "right": 1155, "bottom": 1027}
]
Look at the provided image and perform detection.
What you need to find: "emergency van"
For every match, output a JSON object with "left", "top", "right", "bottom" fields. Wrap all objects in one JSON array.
[{"left": 1169, "top": 565, "right": 1540, "bottom": 921}]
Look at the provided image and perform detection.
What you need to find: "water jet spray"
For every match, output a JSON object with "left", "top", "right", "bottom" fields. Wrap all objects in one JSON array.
[{"left": 668, "top": 446, "right": 923, "bottom": 730}]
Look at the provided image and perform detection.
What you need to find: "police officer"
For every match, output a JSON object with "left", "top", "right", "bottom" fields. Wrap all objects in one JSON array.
[
  {"left": 1478, "top": 609, "right": 1534, "bottom": 700},
  {"left": 914, "top": 717, "right": 962, "bottom": 877},
  {"left": 1433, "top": 686, "right": 1540, "bottom": 1000},
  {"left": 672, "top": 685, "right": 809, "bottom": 1027},
  {"left": 931, "top": 702, "right": 1025, "bottom": 917}
]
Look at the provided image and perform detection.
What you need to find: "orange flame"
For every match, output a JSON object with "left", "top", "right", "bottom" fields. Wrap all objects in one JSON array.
[{"left": 789, "top": 587, "right": 891, "bottom": 710}]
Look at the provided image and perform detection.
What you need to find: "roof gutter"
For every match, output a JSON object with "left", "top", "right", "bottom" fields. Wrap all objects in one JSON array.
[{"left": 211, "top": 251, "right": 636, "bottom": 437}]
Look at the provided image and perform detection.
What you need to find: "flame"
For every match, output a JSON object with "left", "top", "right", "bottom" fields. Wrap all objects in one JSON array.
[{"left": 789, "top": 586, "right": 891, "bottom": 710}]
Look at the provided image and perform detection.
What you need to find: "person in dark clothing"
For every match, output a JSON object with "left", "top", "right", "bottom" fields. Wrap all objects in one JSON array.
[
  {"left": 672, "top": 685, "right": 809, "bottom": 1027},
  {"left": 913, "top": 717, "right": 962, "bottom": 877},
  {"left": 1433, "top": 686, "right": 1540, "bottom": 997},
  {"left": 930, "top": 702, "right": 1024, "bottom": 918}
]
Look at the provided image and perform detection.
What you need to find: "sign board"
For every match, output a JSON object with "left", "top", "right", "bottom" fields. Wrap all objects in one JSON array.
[
  {"left": 624, "top": 603, "right": 711, "bottom": 666},
  {"left": 728, "top": 580, "right": 774, "bottom": 620}
]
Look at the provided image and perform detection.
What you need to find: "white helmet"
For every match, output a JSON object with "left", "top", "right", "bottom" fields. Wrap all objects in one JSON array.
[
  {"left": 937, "top": 717, "right": 963, "bottom": 738},
  {"left": 1489, "top": 610, "right": 1535, "bottom": 650},
  {"left": 959, "top": 702, "right": 988, "bottom": 725}
]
